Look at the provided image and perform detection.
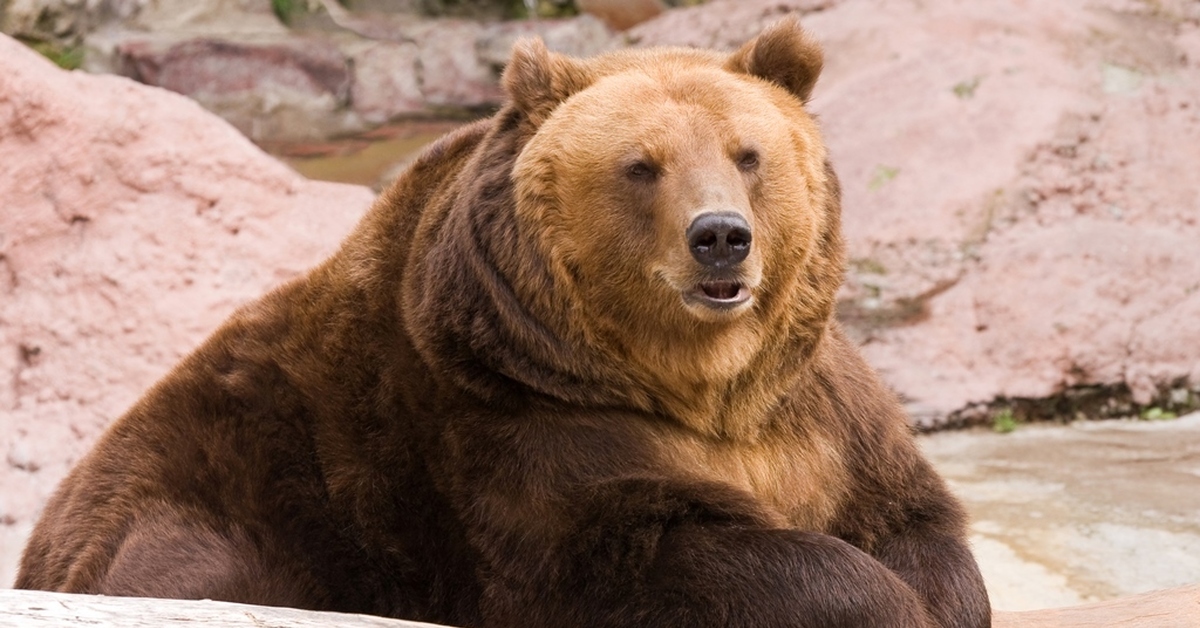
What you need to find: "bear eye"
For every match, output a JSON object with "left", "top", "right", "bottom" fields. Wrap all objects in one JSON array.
[
  {"left": 625, "top": 161, "right": 657, "bottom": 181},
  {"left": 737, "top": 150, "right": 760, "bottom": 172}
]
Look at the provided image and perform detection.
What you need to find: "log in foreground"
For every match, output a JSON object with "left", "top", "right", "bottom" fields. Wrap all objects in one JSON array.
[
  {"left": 2, "top": 585, "right": 1198, "bottom": 627},
  {"left": 993, "top": 583, "right": 1200, "bottom": 628},
  {"left": 0, "top": 589, "right": 450, "bottom": 628}
]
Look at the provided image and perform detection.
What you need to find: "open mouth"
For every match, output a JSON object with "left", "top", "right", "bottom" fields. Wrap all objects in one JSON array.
[
  {"left": 701, "top": 280, "right": 742, "bottom": 300},
  {"left": 688, "top": 280, "right": 752, "bottom": 309}
]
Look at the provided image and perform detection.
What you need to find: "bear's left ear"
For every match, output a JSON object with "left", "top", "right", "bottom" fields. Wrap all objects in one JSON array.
[
  {"left": 725, "top": 17, "right": 824, "bottom": 103},
  {"left": 503, "top": 38, "right": 596, "bottom": 127}
]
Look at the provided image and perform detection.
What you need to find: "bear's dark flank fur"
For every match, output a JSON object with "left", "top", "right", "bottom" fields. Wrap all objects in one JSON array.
[{"left": 17, "top": 19, "right": 990, "bottom": 628}]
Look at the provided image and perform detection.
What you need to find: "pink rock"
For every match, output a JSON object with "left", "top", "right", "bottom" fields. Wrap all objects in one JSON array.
[
  {"left": 629, "top": 0, "right": 836, "bottom": 50},
  {"left": 416, "top": 19, "right": 504, "bottom": 109},
  {"left": 0, "top": 34, "right": 374, "bottom": 584},
  {"left": 118, "top": 38, "right": 351, "bottom": 100},
  {"left": 347, "top": 41, "right": 425, "bottom": 125},
  {"left": 115, "top": 36, "right": 355, "bottom": 140}
]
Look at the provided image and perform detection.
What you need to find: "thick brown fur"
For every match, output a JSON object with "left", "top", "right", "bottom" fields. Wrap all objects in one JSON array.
[{"left": 17, "top": 18, "right": 990, "bottom": 628}]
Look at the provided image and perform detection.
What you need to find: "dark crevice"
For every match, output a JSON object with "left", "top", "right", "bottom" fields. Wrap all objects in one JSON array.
[{"left": 925, "top": 380, "right": 1200, "bottom": 433}]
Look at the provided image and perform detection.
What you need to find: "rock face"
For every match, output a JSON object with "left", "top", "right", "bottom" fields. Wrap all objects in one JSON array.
[
  {"left": 812, "top": 0, "right": 1200, "bottom": 424},
  {"left": 628, "top": 0, "right": 835, "bottom": 49},
  {"left": 0, "top": 34, "right": 375, "bottom": 585},
  {"left": 91, "top": 12, "right": 621, "bottom": 141}
]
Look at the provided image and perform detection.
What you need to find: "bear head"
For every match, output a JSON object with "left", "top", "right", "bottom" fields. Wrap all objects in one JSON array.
[{"left": 404, "top": 19, "right": 845, "bottom": 440}]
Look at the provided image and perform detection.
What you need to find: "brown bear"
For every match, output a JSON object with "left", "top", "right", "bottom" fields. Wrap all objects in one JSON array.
[{"left": 16, "top": 18, "right": 990, "bottom": 628}]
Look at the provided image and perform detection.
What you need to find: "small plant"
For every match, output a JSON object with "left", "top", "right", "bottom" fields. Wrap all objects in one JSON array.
[
  {"left": 1140, "top": 406, "right": 1177, "bottom": 421},
  {"left": 272, "top": 0, "right": 298, "bottom": 24},
  {"left": 272, "top": 0, "right": 336, "bottom": 25},
  {"left": 952, "top": 76, "right": 981, "bottom": 99},
  {"left": 992, "top": 408, "right": 1017, "bottom": 434},
  {"left": 868, "top": 165, "right": 899, "bottom": 191},
  {"left": 25, "top": 40, "right": 84, "bottom": 70},
  {"left": 850, "top": 257, "right": 887, "bottom": 275}
]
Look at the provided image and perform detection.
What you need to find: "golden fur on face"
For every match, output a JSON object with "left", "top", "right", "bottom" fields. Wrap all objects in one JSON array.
[{"left": 510, "top": 38, "right": 836, "bottom": 437}]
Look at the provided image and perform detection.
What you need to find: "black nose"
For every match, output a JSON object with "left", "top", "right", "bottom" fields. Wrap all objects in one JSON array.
[{"left": 687, "top": 212, "right": 752, "bottom": 267}]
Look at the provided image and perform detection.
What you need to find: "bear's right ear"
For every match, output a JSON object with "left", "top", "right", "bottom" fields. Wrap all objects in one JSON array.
[
  {"left": 725, "top": 17, "right": 824, "bottom": 103},
  {"left": 503, "top": 38, "right": 595, "bottom": 127}
]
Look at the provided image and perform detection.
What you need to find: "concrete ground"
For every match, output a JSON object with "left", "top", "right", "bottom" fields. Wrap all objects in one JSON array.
[{"left": 921, "top": 411, "right": 1200, "bottom": 611}]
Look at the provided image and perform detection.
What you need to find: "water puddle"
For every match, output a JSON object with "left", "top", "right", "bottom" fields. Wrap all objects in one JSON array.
[
  {"left": 263, "top": 120, "right": 471, "bottom": 190},
  {"left": 921, "top": 414, "right": 1200, "bottom": 610}
]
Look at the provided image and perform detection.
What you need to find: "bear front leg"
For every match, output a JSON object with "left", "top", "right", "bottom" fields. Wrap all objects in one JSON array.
[
  {"left": 19, "top": 508, "right": 327, "bottom": 609},
  {"left": 476, "top": 478, "right": 935, "bottom": 628},
  {"left": 94, "top": 516, "right": 327, "bottom": 608},
  {"left": 834, "top": 451, "right": 991, "bottom": 628},
  {"left": 858, "top": 496, "right": 991, "bottom": 628},
  {"left": 873, "top": 528, "right": 991, "bottom": 628}
]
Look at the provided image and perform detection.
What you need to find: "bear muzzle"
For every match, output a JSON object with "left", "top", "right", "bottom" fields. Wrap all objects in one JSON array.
[
  {"left": 686, "top": 212, "right": 752, "bottom": 269},
  {"left": 681, "top": 212, "right": 756, "bottom": 312}
]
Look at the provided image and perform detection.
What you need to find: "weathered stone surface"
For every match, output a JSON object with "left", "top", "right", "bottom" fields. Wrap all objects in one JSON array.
[
  {"left": 577, "top": 0, "right": 666, "bottom": 30},
  {"left": 55, "top": 9, "right": 619, "bottom": 140},
  {"left": 813, "top": 1, "right": 1200, "bottom": 422},
  {"left": 2, "top": 0, "right": 286, "bottom": 45},
  {"left": 345, "top": 40, "right": 424, "bottom": 125},
  {"left": 475, "top": 13, "right": 619, "bottom": 67},
  {"left": 628, "top": 0, "right": 837, "bottom": 49},
  {"left": 0, "top": 32, "right": 374, "bottom": 585},
  {"left": 414, "top": 15, "right": 618, "bottom": 111},
  {"left": 118, "top": 38, "right": 351, "bottom": 101},
  {"left": 114, "top": 35, "right": 357, "bottom": 141},
  {"left": 415, "top": 19, "right": 502, "bottom": 109}
]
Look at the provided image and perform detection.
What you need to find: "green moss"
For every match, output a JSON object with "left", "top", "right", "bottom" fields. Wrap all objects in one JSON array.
[
  {"left": 868, "top": 165, "right": 899, "bottom": 191},
  {"left": 24, "top": 40, "right": 84, "bottom": 70},
  {"left": 529, "top": 0, "right": 578, "bottom": 18},
  {"left": 421, "top": 0, "right": 574, "bottom": 19},
  {"left": 272, "top": 0, "right": 299, "bottom": 25},
  {"left": 1140, "top": 407, "right": 1177, "bottom": 421},
  {"left": 850, "top": 257, "right": 887, "bottom": 275},
  {"left": 952, "top": 76, "right": 981, "bottom": 99},
  {"left": 992, "top": 408, "right": 1018, "bottom": 434}
]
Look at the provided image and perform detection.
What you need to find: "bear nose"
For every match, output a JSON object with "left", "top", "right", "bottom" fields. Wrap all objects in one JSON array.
[{"left": 686, "top": 212, "right": 752, "bottom": 267}]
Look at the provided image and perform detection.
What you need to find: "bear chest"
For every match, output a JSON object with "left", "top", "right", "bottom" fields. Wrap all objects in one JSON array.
[{"left": 661, "top": 429, "right": 850, "bottom": 532}]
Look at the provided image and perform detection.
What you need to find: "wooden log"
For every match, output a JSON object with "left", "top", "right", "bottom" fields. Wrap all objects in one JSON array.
[
  {"left": 993, "top": 584, "right": 1200, "bottom": 628},
  {"left": 0, "top": 589, "right": 452, "bottom": 627},
  {"left": 2, "top": 584, "right": 1199, "bottom": 627}
]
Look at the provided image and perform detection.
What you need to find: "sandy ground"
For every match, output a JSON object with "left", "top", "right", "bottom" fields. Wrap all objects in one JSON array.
[{"left": 922, "top": 411, "right": 1200, "bottom": 611}]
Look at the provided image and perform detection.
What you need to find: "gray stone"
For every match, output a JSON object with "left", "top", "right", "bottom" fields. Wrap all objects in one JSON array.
[
  {"left": 347, "top": 40, "right": 425, "bottom": 124},
  {"left": 416, "top": 19, "right": 500, "bottom": 109},
  {"left": 114, "top": 36, "right": 360, "bottom": 141}
]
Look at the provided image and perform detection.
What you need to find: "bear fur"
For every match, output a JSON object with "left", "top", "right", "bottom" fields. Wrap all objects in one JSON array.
[{"left": 17, "top": 19, "right": 990, "bottom": 628}]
